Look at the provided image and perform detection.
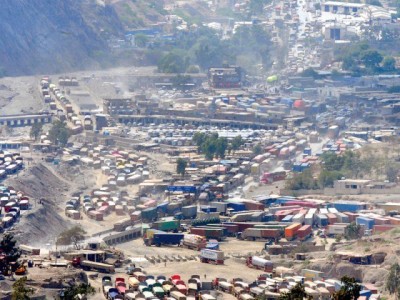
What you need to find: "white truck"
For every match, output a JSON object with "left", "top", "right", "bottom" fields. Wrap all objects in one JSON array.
[{"left": 200, "top": 249, "right": 224, "bottom": 265}]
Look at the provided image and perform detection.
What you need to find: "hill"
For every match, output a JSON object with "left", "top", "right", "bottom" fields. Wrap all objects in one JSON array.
[{"left": 0, "top": 0, "right": 124, "bottom": 76}]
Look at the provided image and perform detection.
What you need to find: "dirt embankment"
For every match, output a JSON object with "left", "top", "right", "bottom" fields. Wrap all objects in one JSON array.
[{"left": 5, "top": 163, "right": 73, "bottom": 247}]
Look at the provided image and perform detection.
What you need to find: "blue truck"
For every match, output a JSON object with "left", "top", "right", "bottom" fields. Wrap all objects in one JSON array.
[{"left": 145, "top": 231, "right": 184, "bottom": 247}]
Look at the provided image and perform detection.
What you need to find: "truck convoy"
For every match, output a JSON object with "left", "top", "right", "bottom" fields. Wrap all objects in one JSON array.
[{"left": 200, "top": 249, "right": 224, "bottom": 265}]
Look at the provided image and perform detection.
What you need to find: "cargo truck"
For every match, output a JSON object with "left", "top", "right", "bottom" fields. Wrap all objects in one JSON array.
[
  {"left": 190, "top": 227, "right": 225, "bottom": 241},
  {"left": 181, "top": 234, "right": 207, "bottom": 250},
  {"left": 240, "top": 228, "right": 281, "bottom": 241},
  {"left": 72, "top": 257, "right": 115, "bottom": 273},
  {"left": 145, "top": 232, "right": 184, "bottom": 247},
  {"left": 246, "top": 256, "right": 273, "bottom": 272},
  {"left": 151, "top": 219, "right": 181, "bottom": 232},
  {"left": 141, "top": 207, "right": 157, "bottom": 222},
  {"left": 284, "top": 223, "right": 302, "bottom": 240},
  {"left": 182, "top": 205, "right": 197, "bottom": 219},
  {"left": 200, "top": 249, "right": 224, "bottom": 265}
]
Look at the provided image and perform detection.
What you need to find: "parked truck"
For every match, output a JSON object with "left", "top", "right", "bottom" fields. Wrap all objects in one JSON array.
[
  {"left": 284, "top": 223, "right": 302, "bottom": 240},
  {"left": 200, "top": 249, "right": 224, "bottom": 265},
  {"left": 72, "top": 257, "right": 115, "bottom": 273},
  {"left": 145, "top": 232, "right": 184, "bottom": 247},
  {"left": 190, "top": 227, "right": 225, "bottom": 241},
  {"left": 151, "top": 219, "right": 180, "bottom": 232},
  {"left": 182, "top": 205, "right": 197, "bottom": 219},
  {"left": 240, "top": 228, "right": 281, "bottom": 241},
  {"left": 246, "top": 256, "right": 273, "bottom": 272},
  {"left": 181, "top": 234, "right": 207, "bottom": 250}
]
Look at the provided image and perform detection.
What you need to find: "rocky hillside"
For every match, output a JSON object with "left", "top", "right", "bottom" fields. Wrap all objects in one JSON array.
[{"left": 0, "top": 0, "right": 124, "bottom": 76}]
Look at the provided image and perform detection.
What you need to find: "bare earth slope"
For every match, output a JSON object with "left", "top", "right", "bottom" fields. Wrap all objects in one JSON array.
[{"left": 0, "top": 0, "right": 123, "bottom": 76}]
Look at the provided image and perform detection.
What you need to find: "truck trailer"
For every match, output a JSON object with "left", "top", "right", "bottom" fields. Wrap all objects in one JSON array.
[{"left": 200, "top": 249, "right": 224, "bottom": 265}]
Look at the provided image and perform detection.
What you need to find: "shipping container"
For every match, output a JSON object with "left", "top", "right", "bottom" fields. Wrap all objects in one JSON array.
[
  {"left": 356, "top": 217, "right": 375, "bottom": 230},
  {"left": 284, "top": 223, "right": 302, "bottom": 240},
  {"left": 297, "top": 225, "right": 312, "bottom": 241},
  {"left": 326, "top": 224, "right": 348, "bottom": 236},
  {"left": 332, "top": 201, "right": 366, "bottom": 213},
  {"left": 316, "top": 214, "right": 328, "bottom": 227}
]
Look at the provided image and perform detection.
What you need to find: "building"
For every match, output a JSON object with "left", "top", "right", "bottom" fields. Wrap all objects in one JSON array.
[
  {"left": 103, "top": 98, "right": 137, "bottom": 116},
  {"left": 208, "top": 66, "right": 243, "bottom": 89}
]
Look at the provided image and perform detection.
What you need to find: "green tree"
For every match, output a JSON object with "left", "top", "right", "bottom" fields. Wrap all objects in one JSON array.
[
  {"left": 215, "top": 137, "right": 228, "bottom": 159},
  {"left": 360, "top": 50, "right": 383, "bottom": 70},
  {"left": 158, "top": 51, "right": 187, "bottom": 73},
  {"left": 249, "top": 0, "right": 271, "bottom": 16},
  {"left": 176, "top": 158, "right": 188, "bottom": 178},
  {"left": 231, "top": 135, "right": 244, "bottom": 154},
  {"left": 0, "top": 234, "right": 21, "bottom": 275},
  {"left": 386, "top": 263, "right": 400, "bottom": 297},
  {"left": 186, "top": 65, "right": 200, "bottom": 73},
  {"left": 253, "top": 143, "right": 263, "bottom": 155},
  {"left": 382, "top": 56, "right": 396, "bottom": 72},
  {"left": 344, "top": 222, "right": 362, "bottom": 240},
  {"left": 333, "top": 276, "right": 361, "bottom": 300},
  {"left": 29, "top": 122, "right": 43, "bottom": 141},
  {"left": 48, "top": 120, "right": 70, "bottom": 147},
  {"left": 301, "top": 68, "right": 320, "bottom": 79},
  {"left": 57, "top": 226, "right": 86, "bottom": 249},
  {"left": 172, "top": 74, "right": 192, "bottom": 90},
  {"left": 285, "top": 169, "right": 318, "bottom": 190},
  {"left": 60, "top": 283, "right": 95, "bottom": 300},
  {"left": 279, "top": 283, "right": 311, "bottom": 300},
  {"left": 134, "top": 34, "right": 149, "bottom": 48},
  {"left": 318, "top": 170, "right": 344, "bottom": 188},
  {"left": 12, "top": 276, "right": 34, "bottom": 300}
]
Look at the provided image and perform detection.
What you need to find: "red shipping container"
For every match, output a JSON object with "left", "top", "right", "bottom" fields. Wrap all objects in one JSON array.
[
  {"left": 190, "top": 227, "right": 206, "bottom": 236},
  {"left": 373, "top": 217, "right": 390, "bottom": 225},
  {"left": 261, "top": 229, "right": 281, "bottom": 238},
  {"left": 297, "top": 225, "right": 312, "bottom": 240},
  {"left": 326, "top": 213, "right": 338, "bottom": 224},
  {"left": 243, "top": 200, "right": 265, "bottom": 211},
  {"left": 228, "top": 222, "right": 255, "bottom": 232},
  {"left": 343, "top": 212, "right": 358, "bottom": 222},
  {"left": 284, "top": 201, "right": 319, "bottom": 208},
  {"left": 387, "top": 217, "right": 400, "bottom": 225},
  {"left": 373, "top": 225, "right": 396, "bottom": 234},
  {"left": 221, "top": 224, "right": 240, "bottom": 234}
]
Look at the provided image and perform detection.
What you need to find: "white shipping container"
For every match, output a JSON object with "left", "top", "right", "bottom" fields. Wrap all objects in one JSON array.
[
  {"left": 293, "top": 213, "right": 305, "bottom": 224},
  {"left": 251, "top": 256, "right": 273, "bottom": 268},
  {"left": 304, "top": 214, "right": 313, "bottom": 225},
  {"left": 328, "top": 208, "right": 339, "bottom": 214},
  {"left": 319, "top": 208, "right": 328, "bottom": 214},
  {"left": 200, "top": 249, "right": 224, "bottom": 261}
]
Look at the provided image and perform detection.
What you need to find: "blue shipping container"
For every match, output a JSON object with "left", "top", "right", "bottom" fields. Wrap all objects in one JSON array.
[
  {"left": 356, "top": 217, "right": 375, "bottom": 230},
  {"left": 317, "top": 214, "right": 328, "bottom": 227},
  {"left": 332, "top": 201, "right": 366, "bottom": 213},
  {"left": 227, "top": 202, "right": 246, "bottom": 212},
  {"left": 360, "top": 290, "right": 372, "bottom": 299}
]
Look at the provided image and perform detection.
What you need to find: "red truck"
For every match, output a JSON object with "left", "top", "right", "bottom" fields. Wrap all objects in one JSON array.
[{"left": 115, "top": 277, "right": 126, "bottom": 295}]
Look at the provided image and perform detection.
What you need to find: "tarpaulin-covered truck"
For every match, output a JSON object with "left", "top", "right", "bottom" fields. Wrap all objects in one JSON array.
[
  {"left": 200, "top": 249, "right": 224, "bottom": 265},
  {"left": 246, "top": 256, "right": 273, "bottom": 272}
]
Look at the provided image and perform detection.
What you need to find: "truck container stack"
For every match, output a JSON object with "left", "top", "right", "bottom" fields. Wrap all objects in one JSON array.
[{"left": 284, "top": 223, "right": 302, "bottom": 240}]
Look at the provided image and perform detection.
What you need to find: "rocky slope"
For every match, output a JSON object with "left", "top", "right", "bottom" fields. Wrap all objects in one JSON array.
[{"left": 0, "top": 0, "right": 124, "bottom": 76}]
